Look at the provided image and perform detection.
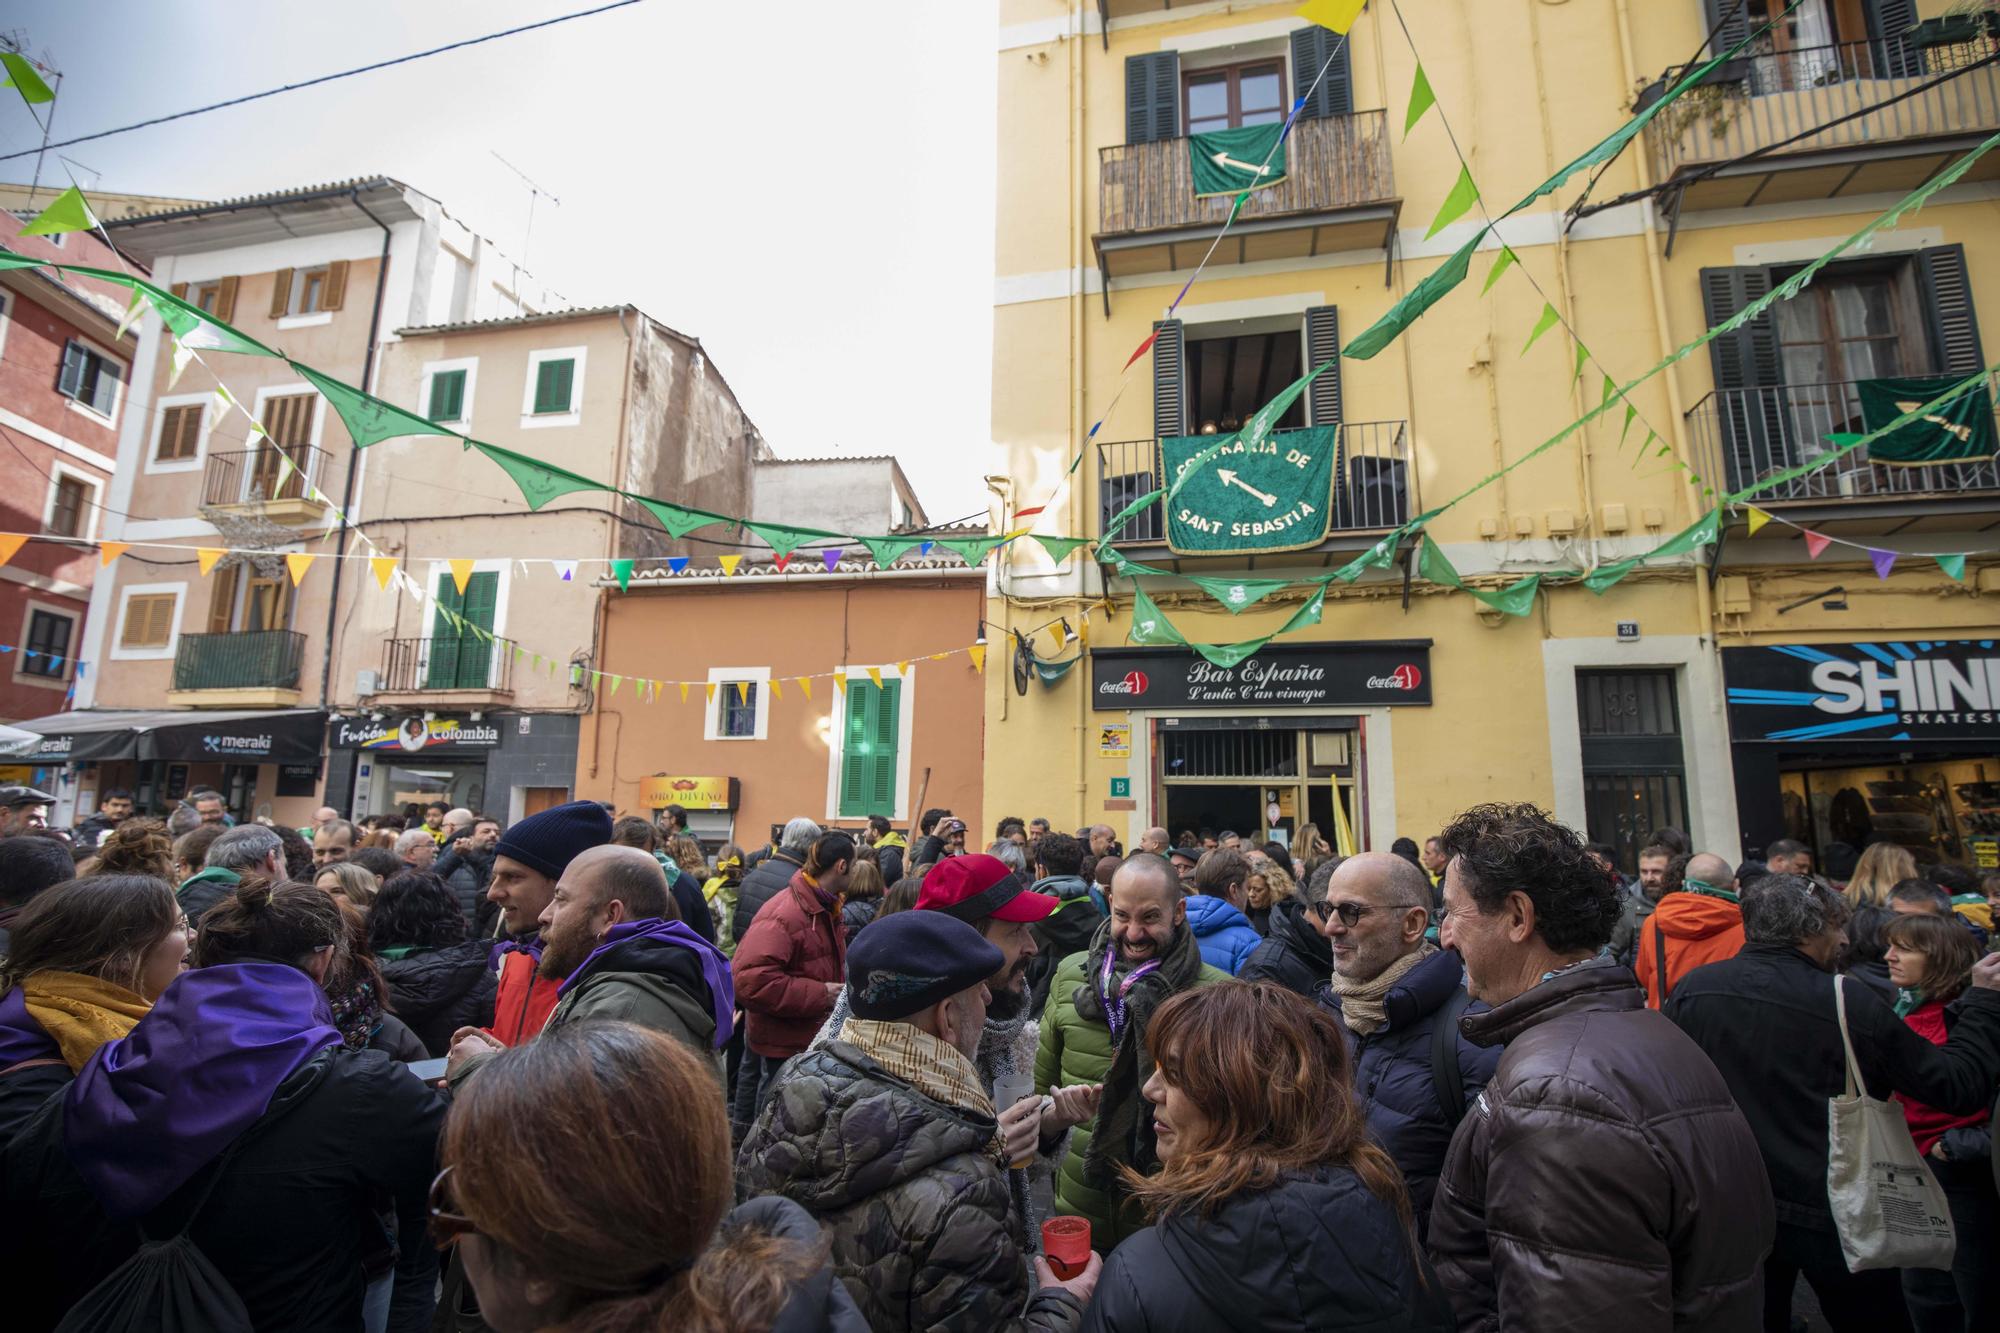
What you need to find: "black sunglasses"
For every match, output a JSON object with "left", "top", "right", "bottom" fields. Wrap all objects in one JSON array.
[{"left": 1308, "top": 900, "right": 1415, "bottom": 928}]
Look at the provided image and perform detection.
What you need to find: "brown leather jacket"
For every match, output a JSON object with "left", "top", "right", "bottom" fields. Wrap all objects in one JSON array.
[{"left": 1426, "top": 959, "right": 1772, "bottom": 1333}]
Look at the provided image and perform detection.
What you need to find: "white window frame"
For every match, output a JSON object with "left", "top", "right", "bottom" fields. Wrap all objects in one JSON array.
[
  {"left": 146, "top": 392, "right": 213, "bottom": 475},
  {"left": 249, "top": 381, "right": 327, "bottom": 495},
  {"left": 42, "top": 462, "right": 103, "bottom": 543},
  {"left": 276, "top": 265, "right": 335, "bottom": 329},
  {"left": 109, "top": 582, "right": 186, "bottom": 662},
  {"left": 57, "top": 333, "right": 126, "bottom": 429},
  {"left": 705, "top": 665, "right": 772, "bottom": 742},
  {"left": 823, "top": 663, "right": 916, "bottom": 822},
  {"left": 14, "top": 599, "right": 79, "bottom": 688},
  {"left": 521, "top": 345, "right": 586, "bottom": 429},
  {"left": 418, "top": 356, "right": 479, "bottom": 430}
]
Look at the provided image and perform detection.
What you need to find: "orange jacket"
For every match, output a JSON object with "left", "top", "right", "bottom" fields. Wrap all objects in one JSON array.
[
  {"left": 487, "top": 941, "right": 561, "bottom": 1046},
  {"left": 1635, "top": 892, "right": 1744, "bottom": 1010}
]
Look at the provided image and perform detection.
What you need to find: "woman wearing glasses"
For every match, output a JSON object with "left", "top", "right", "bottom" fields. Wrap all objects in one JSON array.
[{"left": 432, "top": 1020, "right": 865, "bottom": 1332}]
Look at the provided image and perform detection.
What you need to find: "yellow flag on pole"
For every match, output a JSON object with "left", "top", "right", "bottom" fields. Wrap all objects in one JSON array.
[
  {"left": 284, "top": 552, "right": 315, "bottom": 586},
  {"left": 197, "top": 548, "right": 225, "bottom": 576},
  {"left": 1330, "top": 779, "right": 1357, "bottom": 856}
]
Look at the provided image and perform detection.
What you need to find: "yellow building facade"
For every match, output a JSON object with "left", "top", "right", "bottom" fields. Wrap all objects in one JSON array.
[{"left": 986, "top": 0, "right": 2000, "bottom": 874}]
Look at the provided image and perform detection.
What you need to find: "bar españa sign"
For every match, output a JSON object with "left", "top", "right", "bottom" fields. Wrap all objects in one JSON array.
[
  {"left": 1724, "top": 641, "right": 2000, "bottom": 742},
  {"left": 1163, "top": 425, "right": 1335, "bottom": 556},
  {"left": 1091, "top": 642, "right": 1432, "bottom": 711}
]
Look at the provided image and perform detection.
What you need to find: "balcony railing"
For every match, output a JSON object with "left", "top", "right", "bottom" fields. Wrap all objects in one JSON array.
[
  {"left": 379, "top": 635, "right": 516, "bottom": 694},
  {"left": 1647, "top": 36, "right": 2000, "bottom": 183},
  {"left": 1097, "top": 421, "right": 1414, "bottom": 548},
  {"left": 1686, "top": 379, "right": 2000, "bottom": 505},
  {"left": 202, "top": 445, "right": 333, "bottom": 508},
  {"left": 172, "top": 630, "right": 305, "bottom": 692}
]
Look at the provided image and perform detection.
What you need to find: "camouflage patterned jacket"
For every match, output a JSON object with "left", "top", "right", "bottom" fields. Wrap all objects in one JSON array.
[{"left": 737, "top": 1041, "right": 1085, "bottom": 1333}]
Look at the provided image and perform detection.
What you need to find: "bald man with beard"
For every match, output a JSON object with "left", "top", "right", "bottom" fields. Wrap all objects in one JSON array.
[{"left": 1634, "top": 850, "right": 1745, "bottom": 1010}]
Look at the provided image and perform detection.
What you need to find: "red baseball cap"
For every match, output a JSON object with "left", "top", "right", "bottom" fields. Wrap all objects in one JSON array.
[{"left": 918, "top": 853, "right": 1056, "bottom": 924}]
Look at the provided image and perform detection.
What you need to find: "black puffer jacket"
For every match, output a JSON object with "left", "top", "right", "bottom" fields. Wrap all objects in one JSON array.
[
  {"left": 380, "top": 940, "right": 498, "bottom": 1057},
  {"left": 1027, "top": 887, "right": 1103, "bottom": 1019},
  {"left": 1082, "top": 1165, "right": 1453, "bottom": 1332},
  {"left": 433, "top": 845, "right": 492, "bottom": 926},
  {"left": 1237, "top": 898, "right": 1333, "bottom": 998},
  {"left": 727, "top": 1195, "right": 871, "bottom": 1333},
  {"left": 734, "top": 848, "right": 807, "bottom": 943}
]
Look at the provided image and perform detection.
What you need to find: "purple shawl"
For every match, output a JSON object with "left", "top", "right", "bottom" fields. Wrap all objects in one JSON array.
[
  {"left": 557, "top": 916, "right": 736, "bottom": 1048},
  {"left": 63, "top": 963, "right": 342, "bottom": 1221},
  {"left": 0, "top": 986, "right": 58, "bottom": 1068}
]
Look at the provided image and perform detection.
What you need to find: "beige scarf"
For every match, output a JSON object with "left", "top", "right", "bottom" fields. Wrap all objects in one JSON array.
[
  {"left": 1328, "top": 941, "right": 1437, "bottom": 1036},
  {"left": 841, "top": 1017, "right": 1003, "bottom": 1159}
]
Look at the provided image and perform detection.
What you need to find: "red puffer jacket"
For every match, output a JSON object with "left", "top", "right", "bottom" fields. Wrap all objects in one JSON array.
[
  {"left": 487, "top": 939, "right": 560, "bottom": 1046},
  {"left": 1896, "top": 997, "right": 1993, "bottom": 1155},
  {"left": 732, "top": 871, "right": 846, "bottom": 1060}
]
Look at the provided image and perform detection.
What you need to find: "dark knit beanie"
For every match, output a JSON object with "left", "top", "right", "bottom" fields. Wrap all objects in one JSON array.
[
  {"left": 846, "top": 911, "right": 1003, "bottom": 1021},
  {"left": 493, "top": 800, "right": 614, "bottom": 881}
]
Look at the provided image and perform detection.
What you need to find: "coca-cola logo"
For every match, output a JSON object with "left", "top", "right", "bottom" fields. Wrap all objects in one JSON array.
[
  {"left": 1099, "top": 669, "right": 1150, "bottom": 697},
  {"left": 1366, "top": 664, "right": 1424, "bottom": 691}
]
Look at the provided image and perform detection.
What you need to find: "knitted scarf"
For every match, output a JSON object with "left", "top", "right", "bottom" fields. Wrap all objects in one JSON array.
[
  {"left": 1074, "top": 919, "right": 1205, "bottom": 1188},
  {"left": 1328, "top": 941, "right": 1437, "bottom": 1036},
  {"left": 841, "top": 1017, "right": 1003, "bottom": 1164},
  {"left": 20, "top": 971, "right": 151, "bottom": 1073}
]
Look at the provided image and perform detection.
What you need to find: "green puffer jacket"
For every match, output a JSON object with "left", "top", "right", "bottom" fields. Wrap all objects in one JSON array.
[
  {"left": 737, "top": 1042, "right": 1084, "bottom": 1333},
  {"left": 1033, "top": 949, "right": 1230, "bottom": 1249}
]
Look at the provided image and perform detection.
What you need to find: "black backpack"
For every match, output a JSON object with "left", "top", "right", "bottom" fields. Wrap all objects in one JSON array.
[{"left": 1430, "top": 986, "right": 1474, "bottom": 1128}]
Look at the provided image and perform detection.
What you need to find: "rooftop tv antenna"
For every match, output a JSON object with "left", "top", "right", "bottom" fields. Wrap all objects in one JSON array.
[
  {"left": 491, "top": 150, "right": 560, "bottom": 274},
  {"left": 0, "top": 32, "right": 62, "bottom": 203}
]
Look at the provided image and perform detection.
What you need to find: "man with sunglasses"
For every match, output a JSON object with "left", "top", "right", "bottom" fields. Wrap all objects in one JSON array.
[{"left": 1312, "top": 851, "right": 1501, "bottom": 1233}]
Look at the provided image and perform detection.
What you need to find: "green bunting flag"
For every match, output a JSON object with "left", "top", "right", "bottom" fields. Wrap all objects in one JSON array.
[
  {"left": 472, "top": 442, "right": 608, "bottom": 511},
  {"left": 1937, "top": 553, "right": 1967, "bottom": 582},
  {"left": 745, "top": 522, "right": 835, "bottom": 559},
  {"left": 1424, "top": 165, "right": 1479, "bottom": 241},
  {"left": 860, "top": 535, "right": 921, "bottom": 568},
  {"left": 632, "top": 498, "right": 722, "bottom": 540},
  {"left": 1343, "top": 226, "right": 1486, "bottom": 360},
  {"left": 1418, "top": 537, "right": 1541, "bottom": 617},
  {"left": 19, "top": 186, "right": 96, "bottom": 238},
  {"left": 1600, "top": 375, "right": 1618, "bottom": 408},
  {"left": 1, "top": 52, "right": 56, "bottom": 104},
  {"left": 939, "top": 536, "right": 1005, "bottom": 566},
  {"left": 1480, "top": 245, "right": 1516, "bottom": 296},
  {"left": 142, "top": 284, "right": 275, "bottom": 357},
  {"left": 1583, "top": 507, "right": 1722, "bottom": 593},
  {"left": 1620, "top": 403, "right": 1639, "bottom": 445},
  {"left": 293, "top": 362, "right": 458, "bottom": 446},
  {"left": 1227, "top": 357, "right": 1336, "bottom": 457},
  {"left": 1404, "top": 62, "right": 1436, "bottom": 139},
  {"left": 1189, "top": 122, "right": 1289, "bottom": 198},
  {"left": 610, "top": 560, "right": 634, "bottom": 592},
  {"left": 1032, "top": 535, "right": 1092, "bottom": 564},
  {"left": 1572, "top": 342, "right": 1589, "bottom": 383},
  {"left": 1187, "top": 574, "right": 1299, "bottom": 614},
  {"left": 1521, "top": 303, "right": 1561, "bottom": 356},
  {"left": 1129, "top": 588, "right": 1184, "bottom": 648}
]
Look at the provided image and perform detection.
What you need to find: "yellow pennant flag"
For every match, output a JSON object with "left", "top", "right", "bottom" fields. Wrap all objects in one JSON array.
[
  {"left": 371, "top": 557, "right": 397, "bottom": 590},
  {"left": 1298, "top": 0, "right": 1367, "bottom": 33},
  {"left": 735, "top": 680, "right": 749, "bottom": 705},
  {"left": 719, "top": 555, "right": 742, "bottom": 577},
  {"left": 100, "top": 542, "right": 129, "bottom": 567},
  {"left": 866, "top": 666, "right": 883, "bottom": 689},
  {"left": 969, "top": 644, "right": 987, "bottom": 674},
  {"left": 0, "top": 534, "right": 29, "bottom": 567},
  {"left": 196, "top": 547, "right": 226, "bottom": 576},
  {"left": 1079, "top": 614, "right": 1091, "bottom": 647},
  {"left": 770, "top": 678, "right": 783, "bottom": 701},
  {"left": 897, "top": 661, "right": 910, "bottom": 676},
  {"left": 1047, "top": 624, "right": 1065, "bottom": 653},
  {"left": 798, "top": 677, "right": 813, "bottom": 700},
  {"left": 705, "top": 683, "right": 717, "bottom": 702},
  {"left": 833, "top": 672, "right": 848, "bottom": 694},
  {"left": 679, "top": 682, "right": 690, "bottom": 703},
  {"left": 929, "top": 652, "right": 947, "bottom": 661},
  {"left": 1746, "top": 507, "right": 1773, "bottom": 537},
  {"left": 448, "top": 559, "right": 476, "bottom": 595},
  {"left": 284, "top": 552, "right": 315, "bottom": 586}
]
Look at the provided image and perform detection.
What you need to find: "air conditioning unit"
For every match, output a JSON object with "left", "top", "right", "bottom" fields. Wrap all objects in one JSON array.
[{"left": 355, "top": 669, "right": 379, "bottom": 695}]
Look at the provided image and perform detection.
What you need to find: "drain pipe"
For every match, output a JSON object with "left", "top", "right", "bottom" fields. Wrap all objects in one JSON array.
[{"left": 319, "top": 190, "right": 395, "bottom": 708}]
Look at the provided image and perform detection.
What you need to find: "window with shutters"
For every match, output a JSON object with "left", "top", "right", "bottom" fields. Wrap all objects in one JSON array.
[
  {"left": 1183, "top": 60, "right": 1286, "bottom": 135},
  {"left": 250, "top": 391, "right": 319, "bottom": 501},
  {"left": 153, "top": 402, "right": 205, "bottom": 464},
  {"left": 838, "top": 675, "right": 904, "bottom": 819},
  {"left": 113, "top": 587, "right": 181, "bottom": 660},
  {"left": 428, "top": 369, "right": 468, "bottom": 423},
  {"left": 272, "top": 261, "right": 347, "bottom": 321},
  {"left": 1185, "top": 328, "right": 1307, "bottom": 436},
  {"left": 20, "top": 609, "right": 74, "bottom": 680},
  {"left": 429, "top": 569, "right": 500, "bottom": 690},
  {"left": 534, "top": 360, "right": 574, "bottom": 413},
  {"left": 46, "top": 473, "right": 92, "bottom": 538},
  {"left": 56, "top": 339, "right": 122, "bottom": 419},
  {"left": 522, "top": 347, "right": 586, "bottom": 427},
  {"left": 705, "top": 667, "right": 771, "bottom": 741}
]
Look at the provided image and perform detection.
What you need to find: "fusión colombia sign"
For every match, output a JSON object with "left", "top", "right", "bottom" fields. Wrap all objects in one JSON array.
[
  {"left": 1091, "top": 642, "right": 1433, "bottom": 711},
  {"left": 1163, "top": 425, "right": 1337, "bottom": 556}
]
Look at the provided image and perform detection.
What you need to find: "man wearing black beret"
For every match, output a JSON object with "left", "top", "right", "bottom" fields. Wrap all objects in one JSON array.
[{"left": 738, "top": 911, "right": 1100, "bottom": 1331}]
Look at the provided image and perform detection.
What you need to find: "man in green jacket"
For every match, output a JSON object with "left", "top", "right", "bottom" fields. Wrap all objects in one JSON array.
[{"left": 1034, "top": 852, "right": 1229, "bottom": 1248}]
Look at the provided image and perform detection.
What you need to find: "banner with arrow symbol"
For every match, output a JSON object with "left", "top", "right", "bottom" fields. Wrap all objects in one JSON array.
[
  {"left": 1162, "top": 424, "right": 1336, "bottom": 555},
  {"left": 1189, "top": 122, "right": 1289, "bottom": 198}
]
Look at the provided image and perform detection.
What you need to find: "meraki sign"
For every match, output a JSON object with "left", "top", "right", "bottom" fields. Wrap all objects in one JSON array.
[{"left": 1163, "top": 425, "right": 1336, "bottom": 555}]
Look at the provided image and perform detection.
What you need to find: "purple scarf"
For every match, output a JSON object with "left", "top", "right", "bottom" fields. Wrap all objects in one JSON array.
[
  {"left": 63, "top": 963, "right": 341, "bottom": 1222},
  {"left": 0, "top": 987, "right": 58, "bottom": 1067},
  {"left": 488, "top": 931, "right": 543, "bottom": 971},
  {"left": 557, "top": 917, "right": 736, "bottom": 1049}
]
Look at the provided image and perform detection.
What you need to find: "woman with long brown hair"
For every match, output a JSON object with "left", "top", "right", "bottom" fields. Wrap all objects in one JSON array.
[
  {"left": 1843, "top": 841, "right": 1917, "bottom": 908},
  {"left": 1082, "top": 981, "right": 1451, "bottom": 1331},
  {"left": 438, "top": 1019, "right": 863, "bottom": 1332}
]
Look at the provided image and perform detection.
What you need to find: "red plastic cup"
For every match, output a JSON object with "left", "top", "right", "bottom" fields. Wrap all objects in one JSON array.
[{"left": 1041, "top": 1216, "right": 1091, "bottom": 1281}]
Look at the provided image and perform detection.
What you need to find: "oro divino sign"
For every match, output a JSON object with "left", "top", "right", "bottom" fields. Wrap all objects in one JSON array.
[{"left": 1090, "top": 643, "right": 1432, "bottom": 711}]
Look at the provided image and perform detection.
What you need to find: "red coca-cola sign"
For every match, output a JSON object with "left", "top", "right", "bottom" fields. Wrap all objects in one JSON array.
[
  {"left": 1098, "top": 669, "right": 1150, "bottom": 697},
  {"left": 1090, "top": 643, "right": 1432, "bottom": 710},
  {"left": 1366, "top": 664, "right": 1423, "bottom": 691}
]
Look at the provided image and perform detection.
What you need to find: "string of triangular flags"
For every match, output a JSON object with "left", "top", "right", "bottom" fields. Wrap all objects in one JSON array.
[{"left": 1739, "top": 504, "right": 1975, "bottom": 582}]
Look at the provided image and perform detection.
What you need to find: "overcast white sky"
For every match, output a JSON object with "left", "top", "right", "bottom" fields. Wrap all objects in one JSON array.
[{"left": 0, "top": 0, "right": 1000, "bottom": 520}]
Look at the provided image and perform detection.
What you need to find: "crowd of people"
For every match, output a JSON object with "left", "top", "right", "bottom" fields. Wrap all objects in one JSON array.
[{"left": 2, "top": 782, "right": 1998, "bottom": 1332}]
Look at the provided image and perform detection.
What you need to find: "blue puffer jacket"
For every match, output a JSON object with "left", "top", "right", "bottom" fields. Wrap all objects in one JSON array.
[
  {"left": 1316, "top": 948, "right": 1502, "bottom": 1232},
  {"left": 1184, "top": 895, "right": 1261, "bottom": 976}
]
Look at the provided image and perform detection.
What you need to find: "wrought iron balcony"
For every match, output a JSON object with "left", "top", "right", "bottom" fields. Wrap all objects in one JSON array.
[
  {"left": 201, "top": 445, "right": 334, "bottom": 523},
  {"left": 172, "top": 630, "right": 305, "bottom": 692},
  {"left": 378, "top": 635, "right": 516, "bottom": 695},
  {"left": 1643, "top": 36, "right": 2000, "bottom": 213},
  {"left": 1686, "top": 379, "right": 2000, "bottom": 510},
  {"left": 1095, "top": 112, "right": 1398, "bottom": 284},
  {"left": 1096, "top": 421, "right": 1415, "bottom": 551}
]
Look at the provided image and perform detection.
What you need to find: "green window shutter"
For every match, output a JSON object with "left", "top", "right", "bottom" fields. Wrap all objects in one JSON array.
[
  {"left": 838, "top": 684, "right": 874, "bottom": 817},
  {"left": 428, "top": 571, "right": 498, "bottom": 690},
  {"left": 533, "top": 358, "right": 574, "bottom": 414},
  {"left": 428, "top": 369, "right": 466, "bottom": 422},
  {"left": 869, "top": 679, "right": 902, "bottom": 812}
]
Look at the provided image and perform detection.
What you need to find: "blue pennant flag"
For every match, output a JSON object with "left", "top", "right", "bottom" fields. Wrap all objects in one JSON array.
[{"left": 668, "top": 556, "right": 690, "bottom": 574}]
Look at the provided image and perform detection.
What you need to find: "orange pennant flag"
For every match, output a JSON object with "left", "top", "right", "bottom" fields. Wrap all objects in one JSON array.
[
  {"left": 448, "top": 559, "right": 475, "bottom": 595},
  {"left": 798, "top": 677, "right": 813, "bottom": 700},
  {"left": 371, "top": 557, "right": 397, "bottom": 590},
  {"left": 284, "top": 552, "right": 315, "bottom": 586},
  {"left": 197, "top": 547, "right": 226, "bottom": 576},
  {"left": 833, "top": 672, "right": 847, "bottom": 694},
  {"left": 969, "top": 644, "right": 987, "bottom": 674},
  {"left": 99, "top": 542, "right": 128, "bottom": 567},
  {"left": 718, "top": 555, "right": 742, "bottom": 577},
  {"left": 866, "top": 666, "right": 883, "bottom": 689},
  {"left": 0, "top": 534, "right": 30, "bottom": 567}
]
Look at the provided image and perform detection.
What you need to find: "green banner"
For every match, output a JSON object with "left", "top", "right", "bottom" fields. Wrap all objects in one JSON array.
[
  {"left": 1189, "top": 123, "right": 1288, "bottom": 198},
  {"left": 1857, "top": 376, "right": 1998, "bottom": 466},
  {"left": 1162, "top": 424, "right": 1336, "bottom": 555}
]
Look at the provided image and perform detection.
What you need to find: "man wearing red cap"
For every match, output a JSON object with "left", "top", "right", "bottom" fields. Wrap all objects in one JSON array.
[{"left": 810, "top": 853, "right": 1101, "bottom": 1245}]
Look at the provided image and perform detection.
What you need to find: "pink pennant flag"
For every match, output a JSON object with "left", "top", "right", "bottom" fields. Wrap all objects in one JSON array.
[
  {"left": 1869, "top": 548, "right": 1897, "bottom": 580},
  {"left": 1803, "top": 530, "right": 1833, "bottom": 560},
  {"left": 822, "top": 548, "right": 842, "bottom": 572}
]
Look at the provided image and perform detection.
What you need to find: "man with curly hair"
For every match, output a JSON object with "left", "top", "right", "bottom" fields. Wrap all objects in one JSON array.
[{"left": 1426, "top": 803, "right": 1772, "bottom": 1333}]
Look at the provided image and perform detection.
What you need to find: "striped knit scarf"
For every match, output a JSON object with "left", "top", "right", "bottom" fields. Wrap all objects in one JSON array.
[{"left": 841, "top": 1017, "right": 1002, "bottom": 1161}]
